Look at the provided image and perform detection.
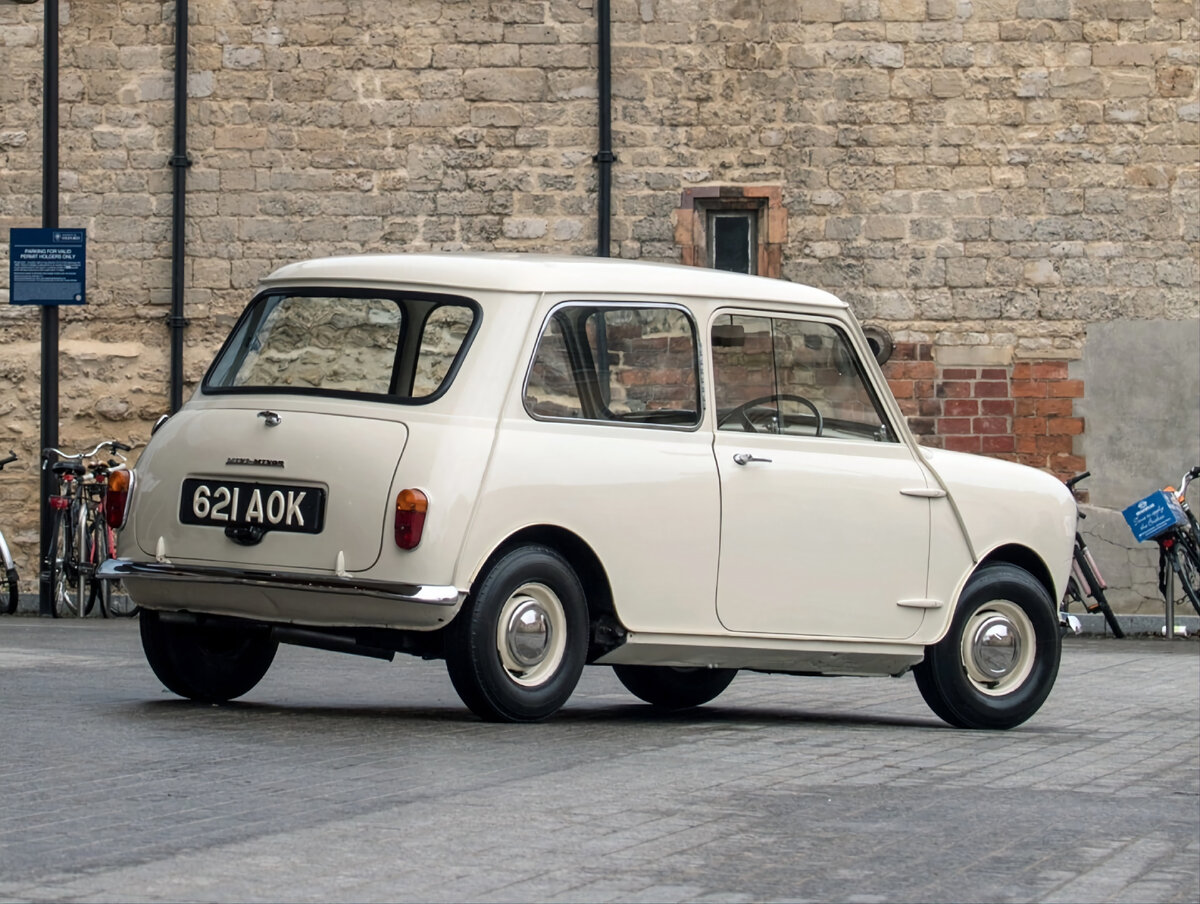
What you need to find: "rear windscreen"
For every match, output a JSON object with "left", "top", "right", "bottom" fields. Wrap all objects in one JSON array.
[{"left": 204, "top": 290, "right": 478, "bottom": 402}]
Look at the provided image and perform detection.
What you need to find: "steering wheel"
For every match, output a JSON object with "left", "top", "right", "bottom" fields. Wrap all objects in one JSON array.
[{"left": 717, "top": 393, "right": 823, "bottom": 436}]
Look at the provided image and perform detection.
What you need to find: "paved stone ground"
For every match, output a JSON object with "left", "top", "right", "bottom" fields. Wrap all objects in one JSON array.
[{"left": 0, "top": 618, "right": 1196, "bottom": 904}]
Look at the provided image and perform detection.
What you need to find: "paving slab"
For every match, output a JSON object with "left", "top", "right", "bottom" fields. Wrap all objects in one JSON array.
[{"left": 0, "top": 619, "right": 1196, "bottom": 903}]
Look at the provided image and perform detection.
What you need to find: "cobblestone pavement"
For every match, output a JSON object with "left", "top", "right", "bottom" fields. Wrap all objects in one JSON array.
[{"left": 0, "top": 619, "right": 1196, "bottom": 904}]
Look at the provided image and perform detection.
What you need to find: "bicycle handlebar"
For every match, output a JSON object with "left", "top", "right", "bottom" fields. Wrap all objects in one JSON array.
[
  {"left": 41, "top": 440, "right": 131, "bottom": 469},
  {"left": 0, "top": 451, "right": 15, "bottom": 470},
  {"left": 1178, "top": 467, "right": 1199, "bottom": 500},
  {"left": 1065, "top": 471, "right": 1091, "bottom": 491}
]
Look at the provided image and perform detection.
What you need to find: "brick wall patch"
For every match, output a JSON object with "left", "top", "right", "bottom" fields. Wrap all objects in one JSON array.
[{"left": 886, "top": 344, "right": 1085, "bottom": 479}]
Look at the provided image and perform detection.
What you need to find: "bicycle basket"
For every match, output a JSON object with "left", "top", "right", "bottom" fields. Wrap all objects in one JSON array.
[{"left": 1122, "top": 490, "right": 1188, "bottom": 543}]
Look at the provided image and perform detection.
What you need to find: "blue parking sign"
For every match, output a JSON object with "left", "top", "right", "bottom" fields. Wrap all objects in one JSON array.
[{"left": 9, "top": 228, "right": 86, "bottom": 305}]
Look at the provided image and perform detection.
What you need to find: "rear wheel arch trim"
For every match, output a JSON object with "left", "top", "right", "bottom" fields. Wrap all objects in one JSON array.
[{"left": 464, "top": 526, "right": 620, "bottom": 642}]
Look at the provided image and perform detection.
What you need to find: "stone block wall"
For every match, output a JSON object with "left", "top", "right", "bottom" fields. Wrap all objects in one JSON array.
[{"left": 0, "top": 0, "right": 1197, "bottom": 608}]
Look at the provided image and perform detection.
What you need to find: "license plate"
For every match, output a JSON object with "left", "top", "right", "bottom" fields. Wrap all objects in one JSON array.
[{"left": 180, "top": 478, "right": 326, "bottom": 534}]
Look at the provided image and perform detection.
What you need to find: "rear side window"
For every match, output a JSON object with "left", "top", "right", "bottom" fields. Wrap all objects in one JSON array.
[
  {"left": 205, "top": 290, "right": 478, "bottom": 402},
  {"left": 524, "top": 304, "right": 701, "bottom": 428}
]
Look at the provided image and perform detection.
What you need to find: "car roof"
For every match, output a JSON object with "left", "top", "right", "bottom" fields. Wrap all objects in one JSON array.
[{"left": 261, "top": 253, "right": 847, "bottom": 310}]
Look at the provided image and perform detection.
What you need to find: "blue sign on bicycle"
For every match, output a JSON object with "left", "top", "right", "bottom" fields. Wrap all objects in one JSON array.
[
  {"left": 8, "top": 228, "right": 87, "bottom": 306},
  {"left": 1123, "top": 490, "right": 1187, "bottom": 543}
]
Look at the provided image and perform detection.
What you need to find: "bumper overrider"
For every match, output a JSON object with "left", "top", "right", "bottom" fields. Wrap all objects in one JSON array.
[{"left": 97, "top": 558, "right": 465, "bottom": 630}]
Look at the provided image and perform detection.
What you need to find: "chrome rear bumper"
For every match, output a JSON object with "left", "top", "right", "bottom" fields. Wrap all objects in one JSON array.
[{"left": 97, "top": 558, "right": 464, "bottom": 629}]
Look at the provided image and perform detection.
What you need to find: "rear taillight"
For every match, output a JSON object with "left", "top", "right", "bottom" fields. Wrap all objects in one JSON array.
[
  {"left": 105, "top": 468, "right": 132, "bottom": 529},
  {"left": 394, "top": 488, "right": 428, "bottom": 550},
  {"left": 49, "top": 496, "right": 70, "bottom": 512}
]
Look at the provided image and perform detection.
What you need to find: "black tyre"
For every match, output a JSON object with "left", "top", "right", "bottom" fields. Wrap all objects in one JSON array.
[
  {"left": 1087, "top": 584, "right": 1125, "bottom": 638},
  {"left": 91, "top": 577, "right": 112, "bottom": 617},
  {"left": 613, "top": 665, "right": 737, "bottom": 711},
  {"left": 1059, "top": 576, "right": 1082, "bottom": 636},
  {"left": 45, "top": 514, "right": 62, "bottom": 618},
  {"left": 445, "top": 545, "right": 588, "bottom": 723},
  {"left": 140, "top": 610, "right": 277, "bottom": 703},
  {"left": 48, "top": 508, "right": 88, "bottom": 618},
  {"left": 103, "top": 587, "right": 139, "bottom": 618},
  {"left": 90, "top": 523, "right": 136, "bottom": 617},
  {"left": 1073, "top": 547, "right": 1124, "bottom": 638},
  {"left": 4, "top": 567, "right": 17, "bottom": 615},
  {"left": 77, "top": 509, "right": 97, "bottom": 617},
  {"left": 914, "top": 563, "right": 1061, "bottom": 730},
  {"left": 1171, "top": 541, "right": 1200, "bottom": 617}
]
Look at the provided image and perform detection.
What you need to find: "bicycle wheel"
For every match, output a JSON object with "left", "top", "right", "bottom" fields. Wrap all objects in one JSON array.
[
  {"left": 48, "top": 507, "right": 85, "bottom": 617},
  {"left": 76, "top": 503, "right": 95, "bottom": 616},
  {"left": 104, "top": 590, "right": 139, "bottom": 618},
  {"left": 4, "top": 566, "right": 17, "bottom": 615},
  {"left": 1171, "top": 540, "right": 1200, "bottom": 617},
  {"left": 86, "top": 516, "right": 110, "bottom": 616},
  {"left": 1072, "top": 545, "right": 1124, "bottom": 638},
  {"left": 94, "top": 521, "right": 137, "bottom": 617}
]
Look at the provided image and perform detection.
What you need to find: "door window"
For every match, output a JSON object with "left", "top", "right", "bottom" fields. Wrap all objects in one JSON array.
[{"left": 711, "top": 314, "right": 895, "bottom": 442}]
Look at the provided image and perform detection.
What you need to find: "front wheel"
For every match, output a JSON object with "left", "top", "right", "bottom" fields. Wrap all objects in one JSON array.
[
  {"left": 914, "top": 564, "right": 1060, "bottom": 730},
  {"left": 48, "top": 507, "right": 87, "bottom": 618},
  {"left": 140, "top": 610, "right": 277, "bottom": 703},
  {"left": 613, "top": 665, "right": 737, "bottom": 711},
  {"left": 445, "top": 545, "right": 588, "bottom": 722}
]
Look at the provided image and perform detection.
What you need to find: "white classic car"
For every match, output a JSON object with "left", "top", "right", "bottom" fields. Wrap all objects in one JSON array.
[{"left": 101, "top": 253, "right": 1077, "bottom": 728}]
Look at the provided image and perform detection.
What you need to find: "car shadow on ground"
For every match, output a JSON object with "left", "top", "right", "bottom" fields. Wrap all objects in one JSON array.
[{"left": 122, "top": 695, "right": 946, "bottom": 733}]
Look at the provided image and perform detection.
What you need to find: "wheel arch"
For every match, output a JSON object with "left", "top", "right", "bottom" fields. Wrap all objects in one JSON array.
[
  {"left": 975, "top": 544, "right": 1058, "bottom": 608},
  {"left": 466, "top": 525, "right": 621, "bottom": 662}
]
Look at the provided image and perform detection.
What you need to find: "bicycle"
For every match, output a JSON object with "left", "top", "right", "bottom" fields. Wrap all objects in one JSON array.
[
  {"left": 1, "top": 451, "right": 19, "bottom": 615},
  {"left": 1060, "top": 472, "right": 1125, "bottom": 638},
  {"left": 1152, "top": 466, "right": 1200, "bottom": 619},
  {"left": 83, "top": 450, "right": 138, "bottom": 618},
  {"left": 42, "top": 441, "right": 132, "bottom": 618}
]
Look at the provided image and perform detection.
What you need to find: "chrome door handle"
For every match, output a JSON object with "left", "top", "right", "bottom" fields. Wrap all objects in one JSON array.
[{"left": 733, "top": 453, "right": 772, "bottom": 466}]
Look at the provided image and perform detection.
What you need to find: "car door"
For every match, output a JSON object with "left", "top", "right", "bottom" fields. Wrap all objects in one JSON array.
[
  {"left": 467, "top": 300, "right": 723, "bottom": 636},
  {"left": 711, "top": 312, "right": 933, "bottom": 640}
]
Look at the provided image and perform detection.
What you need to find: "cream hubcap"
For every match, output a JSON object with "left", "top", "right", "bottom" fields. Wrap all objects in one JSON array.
[
  {"left": 496, "top": 582, "right": 567, "bottom": 688},
  {"left": 960, "top": 600, "right": 1036, "bottom": 696}
]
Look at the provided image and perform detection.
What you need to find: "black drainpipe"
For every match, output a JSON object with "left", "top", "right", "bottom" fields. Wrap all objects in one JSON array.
[
  {"left": 595, "top": 0, "right": 613, "bottom": 258},
  {"left": 38, "top": 0, "right": 60, "bottom": 616},
  {"left": 168, "top": 0, "right": 191, "bottom": 412}
]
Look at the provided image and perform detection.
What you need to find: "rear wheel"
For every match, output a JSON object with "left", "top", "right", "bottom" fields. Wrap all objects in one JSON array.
[
  {"left": 4, "top": 567, "right": 17, "bottom": 615},
  {"left": 1171, "top": 541, "right": 1200, "bottom": 617},
  {"left": 103, "top": 587, "right": 139, "bottom": 618},
  {"left": 1072, "top": 547, "right": 1124, "bottom": 638},
  {"left": 613, "top": 665, "right": 737, "bottom": 711},
  {"left": 140, "top": 610, "right": 277, "bottom": 703},
  {"left": 90, "top": 522, "right": 136, "bottom": 617},
  {"left": 445, "top": 545, "right": 588, "bottom": 722},
  {"left": 914, "top": 564, "right": 1060, "bottom": 730}
]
